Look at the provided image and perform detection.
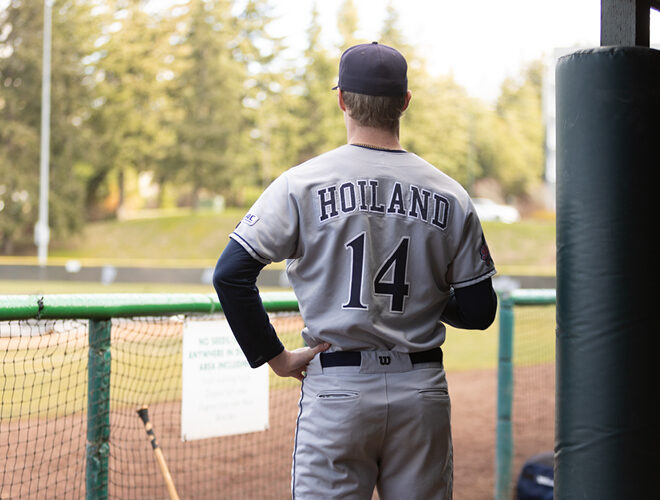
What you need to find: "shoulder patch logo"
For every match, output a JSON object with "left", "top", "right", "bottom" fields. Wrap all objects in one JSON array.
[
  {"left": 480, "top": 234, "right": 492, "bottom": 266},
  {"left": 242, "top": 213, "right": 259, "bottom": 226}
]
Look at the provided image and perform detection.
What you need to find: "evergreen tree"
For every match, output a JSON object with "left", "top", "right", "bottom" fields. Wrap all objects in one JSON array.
[
  {"left": 474, "top": 60, "right": 545, "bottom": 198},
  {"left": 162, "top": 0, "right": 247, "bottom": 207},
  {"left": 337, "top": 0, "right": 360, "bottom": 50},
  {"left": 49, "top": 0, "right": 99, "bottom": 231},
  {"left": 83, "top": 0, "right": 173, "bottom": 216},
  {"left": 378, "top": 3, "right": 473, "bottom": 187},
  {"left": 402, "top": 73, "right": 472, "bottom": 185},
  {"left": 229, "top": 0, "right": 287, "bottom": 195},
  {"left": 379, "top": 1, "right": 409, "bottom": 50},
  {"left": 0, "top": 0, "right": 97, "bottom": 252},
  {"left": 496, "top": 60, "right": 545, "bottom": 195},
  {"left": 293, "top": 3, "right": 344, "bottom": 164},
  {"left": 0, "top": 0, "right": 41, "bottom": 252}
]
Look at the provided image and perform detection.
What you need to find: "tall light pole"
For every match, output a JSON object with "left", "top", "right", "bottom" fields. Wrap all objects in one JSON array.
[{"left": 35, "top": 0, "right": 52, "bottom": 266}]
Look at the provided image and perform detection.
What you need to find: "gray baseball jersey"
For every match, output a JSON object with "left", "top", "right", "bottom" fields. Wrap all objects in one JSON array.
[{"left": 230, "top": 144, "right": 496, "bottom": 352}]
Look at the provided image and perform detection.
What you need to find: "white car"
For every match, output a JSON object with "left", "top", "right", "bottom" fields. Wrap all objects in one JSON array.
[{"left": 472, "top": 198, "right": 520, "bottom": 223}]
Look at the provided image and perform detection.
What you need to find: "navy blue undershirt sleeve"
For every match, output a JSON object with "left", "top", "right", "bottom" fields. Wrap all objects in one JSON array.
[
  {"left": 440, "top": 278, "right": 498, "bottom": 330},
  {"left": 213, "top": 239, "right": 284, "bottom": 368}
]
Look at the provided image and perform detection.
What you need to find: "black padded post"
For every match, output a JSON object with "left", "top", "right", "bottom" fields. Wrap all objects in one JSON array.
[{"left": 555, "top": 47, "right": 660, "bottom": 499}]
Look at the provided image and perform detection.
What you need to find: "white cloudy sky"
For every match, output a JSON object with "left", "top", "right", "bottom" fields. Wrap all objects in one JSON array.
[{"left": 262, "top": 0, "right": 660, "bottom": 102}]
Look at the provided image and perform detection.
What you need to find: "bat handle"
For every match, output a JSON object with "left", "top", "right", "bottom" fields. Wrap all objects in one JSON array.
[
  {"left": 136, "top": 405, "right": 180, "bottom": 500},
  {"left": 137, "top": 405, "right": 160, "bottom": 450}
]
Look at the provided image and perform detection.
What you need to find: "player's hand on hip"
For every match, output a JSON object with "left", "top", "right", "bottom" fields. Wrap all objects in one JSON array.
[{"left": 268, "top": 343, "right": 330, "bottom": 381}]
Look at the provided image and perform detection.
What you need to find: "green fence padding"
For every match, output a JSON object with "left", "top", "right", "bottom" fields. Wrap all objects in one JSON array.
[{"left": 0, "top": 291, "right": 298, "bottom": 320}]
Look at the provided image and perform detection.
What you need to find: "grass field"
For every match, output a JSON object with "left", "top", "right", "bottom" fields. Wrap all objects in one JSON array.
[
  {"left": 0, "top": 211, "right": 554, "bottom": 302},
  {"left": 0, "top": 211, "right": 555, "bottom": 297},
  {"left": 0, "top": 280, "right": 217, "bottom": 295},
  {"left": 443, "top": 303, "right": 555, "bottom": 371},
  {"left": 2, "top": 209, "right": 556, "bottom": 275}
]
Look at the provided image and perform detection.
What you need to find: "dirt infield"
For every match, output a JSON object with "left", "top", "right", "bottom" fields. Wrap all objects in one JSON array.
[{"left": 0, "top": 365, "right": 554, "bottom": 499}]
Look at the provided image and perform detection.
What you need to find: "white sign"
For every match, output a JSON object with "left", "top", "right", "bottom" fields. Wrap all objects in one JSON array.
[{"left": 181, "top": 319, "right": 269, "bottom": 441}]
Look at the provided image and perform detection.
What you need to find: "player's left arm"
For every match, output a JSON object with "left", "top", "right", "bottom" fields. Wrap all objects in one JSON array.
[
  {"left": 213, "top": 239, "right": 285, "bottom": 368},
  {"left": 440, "top": 278, "right": 497, "bottom": 330},
  {"left": 213, "top": 239, "right": 330, "bottom": 375}
]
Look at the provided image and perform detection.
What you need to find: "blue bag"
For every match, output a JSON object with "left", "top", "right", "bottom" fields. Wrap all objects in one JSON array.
[{"left": 516, "top": 451, "right": 554, "bottom": 500}]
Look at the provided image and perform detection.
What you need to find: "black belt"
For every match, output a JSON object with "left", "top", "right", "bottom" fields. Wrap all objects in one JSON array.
[{"left": 320, "top": 348, "right": 443, "bottom": 368}]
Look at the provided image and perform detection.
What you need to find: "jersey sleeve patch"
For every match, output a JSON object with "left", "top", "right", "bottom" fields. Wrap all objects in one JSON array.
[
  {"left": 479, "top": 235, "right": 493, "bottom": 267},
  {"left": 242, "top": 213, "right": 260, "bottom": 226}
]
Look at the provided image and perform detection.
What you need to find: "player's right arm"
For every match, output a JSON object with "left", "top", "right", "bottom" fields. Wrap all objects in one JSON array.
[{"left": 441, "top": 199, "right": 498, "bottom": 330}]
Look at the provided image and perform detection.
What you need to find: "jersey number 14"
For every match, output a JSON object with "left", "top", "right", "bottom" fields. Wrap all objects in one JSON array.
[{"left": 343, "top": 233, "right": 410, "bottom": 313}]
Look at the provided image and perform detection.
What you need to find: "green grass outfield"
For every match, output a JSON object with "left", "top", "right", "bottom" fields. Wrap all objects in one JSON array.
[
  {"left": 0, "top": 280, "right": 217, "bottom": 295},
  {"left": 2, "top": 210, "right": 556, "bottom": 276},
  {"left": 443, "top": 303, "right": 555, "bottom": 371}
]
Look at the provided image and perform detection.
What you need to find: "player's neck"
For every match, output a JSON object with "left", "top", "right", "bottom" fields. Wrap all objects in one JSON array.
[{"left": 346, "top": 121, "right": 402, "bottom": 151}]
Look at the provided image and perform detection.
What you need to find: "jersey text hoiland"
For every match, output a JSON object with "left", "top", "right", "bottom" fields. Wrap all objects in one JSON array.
[{"left": 317, "top": 179, "right": 450, "bottom": 229}]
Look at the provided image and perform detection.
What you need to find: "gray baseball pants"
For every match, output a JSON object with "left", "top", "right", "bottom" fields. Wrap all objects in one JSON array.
[{"left": 292, "top": 351, "right": 453, "bottom": 499}]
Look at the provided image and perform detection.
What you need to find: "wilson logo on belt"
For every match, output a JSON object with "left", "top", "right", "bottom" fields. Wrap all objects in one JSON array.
[{"left": 378, "top": 356, "right": 391, "bottom": 366}]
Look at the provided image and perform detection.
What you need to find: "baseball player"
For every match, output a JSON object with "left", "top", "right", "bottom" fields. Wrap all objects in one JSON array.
[{"left": 213, "top": 42, "right": 497, "bottom": 499}]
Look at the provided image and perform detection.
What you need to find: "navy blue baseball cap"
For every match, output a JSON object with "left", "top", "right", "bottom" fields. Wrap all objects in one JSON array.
[{"left": 333, "top": 42, "right": 408, "bottom": 96}]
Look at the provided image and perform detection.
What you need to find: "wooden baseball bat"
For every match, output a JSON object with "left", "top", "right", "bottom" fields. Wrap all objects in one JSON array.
[{"left": 136, "top": 405, "right": 180, "bottom": 500}]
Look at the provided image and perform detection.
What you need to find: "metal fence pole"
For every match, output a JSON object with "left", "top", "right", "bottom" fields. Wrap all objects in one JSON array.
[
  {"left": 86, "top": 319, "right": 111, "bottom": 500},
  {"left": 495, "top": 294, "right": 514, "bottom": 500}
]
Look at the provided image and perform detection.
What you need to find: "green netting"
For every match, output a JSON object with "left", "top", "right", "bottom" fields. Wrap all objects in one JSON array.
[
  {"left": 1, "top": 311, "right": 304, "bottom": 500},
  {"left": 2, "top": 291, "right": 558, "bottom": 499},
  {"left": 509, "top": 300, "right": 556, "bottom": 496},
  {"left": 1, "top": 319, "right": 89, "bottom": 499}
]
